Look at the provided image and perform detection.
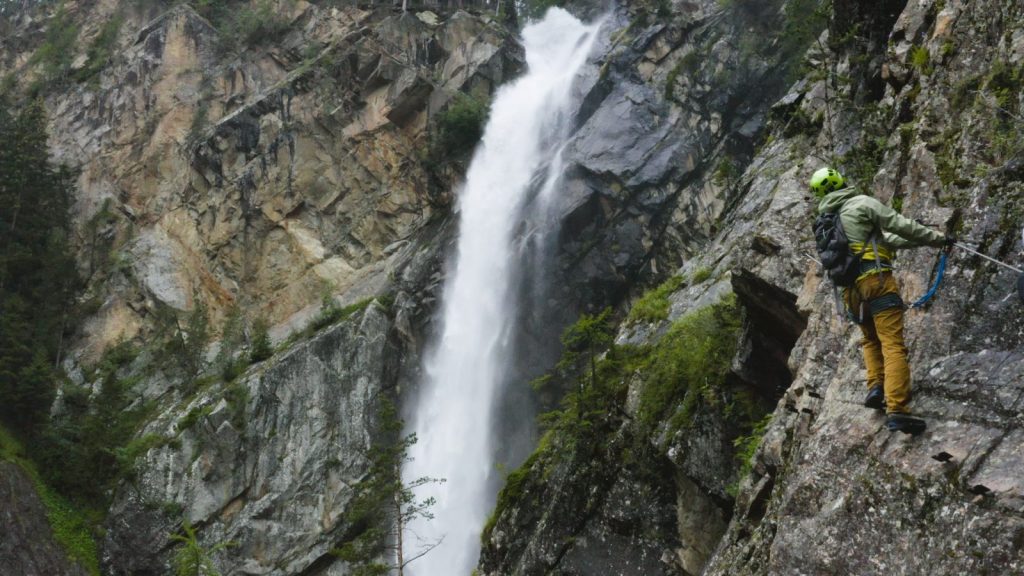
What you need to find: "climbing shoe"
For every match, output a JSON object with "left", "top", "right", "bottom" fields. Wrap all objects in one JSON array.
[
  {"left": 886, "top": 414, "right": 926, "bottom": 435},
  {"left": 864, "top": 386, "right": 885, "bottom": 411}
]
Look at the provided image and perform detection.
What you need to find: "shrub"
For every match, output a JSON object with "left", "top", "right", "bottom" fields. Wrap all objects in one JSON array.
[
  {"left": 213, "top": 0, "right": 294, "bottom": 54},
  {"left": 74, "top": 14, "right": 123, "bottom": 86},
  {"left": 37, "top": 342, "right": 153, "bottom": 507},
  {"left": 433, "top": 94, "right": 489, "bottom": 159},
  {"left": 310, "top": 297, "right": 374, "bottom": 333},
  {"left": 171, "top": 520, "right": 234, "bottom": 576},
  {"left": 1, "top": 424, "right": 100, "bottom": 575},
  {"left": 635, "top": 294, "right": 742, "bottom": 435},
  {"left": 910, "top": 45, "right": 932, "bottom": 75},
  {"left": 728, "top": 413, "right": 773, "bottom": 496},
  {"left": 691, "top": 267, "right": 713, "bottom": 284},
  {"left": 29, "top": 4, "right": 79, "bottom": 91},
  {"left": 224, "top": 381, "right": 248, "bottom": 431},
  {"left": 248, "top": 318, "right": 273, "bottom": 364},
  {"left": 177, "top": 404, "right": 214, "bottom": 433},
  {"left": 627, "top": 275, "right": 684, "bottom": 325}
]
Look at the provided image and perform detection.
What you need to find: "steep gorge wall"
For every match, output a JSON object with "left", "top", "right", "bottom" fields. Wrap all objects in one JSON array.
[
  {"left": 2, "top": 0, "right": 1024, "bottom": 574},
  {"left": 3, "top": 0, "right": 519, "bottom": 363},
  {"left": 480, "top": 0, "right": 1024, "bottom": 575},
  {"left": 1, "top": 1, "right": 519, "bottom": 573}
]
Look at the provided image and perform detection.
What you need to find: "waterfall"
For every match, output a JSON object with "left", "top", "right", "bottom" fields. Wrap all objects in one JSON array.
[{"left": 404, "top": 9, "right": 603, "bottom": 576}]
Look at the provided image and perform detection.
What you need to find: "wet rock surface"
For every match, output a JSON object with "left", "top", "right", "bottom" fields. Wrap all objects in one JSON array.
[
  {"left": 103, "top": 302, "right": 402, "bottom": 574},
  {"left": 2, "top": 0, "right": 1024, "bottom": 574},
  {"left": 483, "top": 0, "right": 1024, "bottom": 574}
]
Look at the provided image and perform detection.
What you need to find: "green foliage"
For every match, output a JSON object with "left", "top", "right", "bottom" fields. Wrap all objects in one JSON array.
[
  {"left": 331, "top": 399, "right": 443, "bottom": 575},
  {"left": 627, "top": 275, "right": 684, "bottom": 325},
  {"left": 890, "top": 195, "right": 903, "bottom": 213},
  {"left": 0, "top": 100, "right": 80, "bottom": 434},
  {"left": 171, "top": 520, "right": 234, "bottom": 576},
  {"left": 177, "top": 404, "right": 214, "bottom": 433},
  {"left": 556, "top": 309, "right": 615, "bottom": 422},
  {"left": 224, "top": 381, "right": 248, "bottom": 431},
  {"left": 200, "top": 0, "right": 294, "bottom": 55},
  {"left": 432, "top": 94, "right": 489, "bottom": 160},
  {"left": 481, "top": 446, "right": 543, "bottom": 543},
  {"left": 635, "top": 295, "right": 742, "bottom": 436},
  {"left": 311, "top": 296, "right": 374, "bottom": 333},
  {"left": 0, "top": 73, "right": 17, "bottom": 99},
  {"left": 986, "top": 60, "right": 1023, "bottom": 115},
  {"left": 537, "top": 296, "right": 742, "bottom": 450},
  {"left": 181, "top": 302, "right": 211, "bottom": 382},
  {"left": 1, "top": 423, "right": 100, "bottom": 575},
  {"left": 713, "top": 157, "right": 738, "bottom": 187},
  {"left": 950, "top": 73, "right": 983, "bottom": 112},
  {"left": 691, "top": 267, "right": 713, "bottom": 284},
  {"left": 37, "top": 341, "right": 155, "bottom": 506},
  {"left": 664, "top": 53, "right": 698, "bottom": 101},
  {"left": 728, "top": 413, "right": 772, "bottom": 496},
  {"left": 188, "top": 102, "right": 210, "bottom": 145},
  {"left": 215, "top": 306, "right": 246, "bottom": 380},
  {"left": 841, "top": 134, "right": 888, "bottom": 190},
  {"left": 83, "top": 198, "right": 120, "bottom": 279},
  {"left": 778, "top": 0, "right": 831, "bottom": 82},
  {"left": 115, "top": 433, "right": 172, "bottom": 479},
  {"left": 910, "top": 45, "right": 932, "bottom": 75},
  {"left": 234, "top": 0, "right": 293, "bottom": 46},
  {"left": 74, "top": 14, "right": 123, "bottom": 86},
  {"left": 539, "top": 341, "right": 646, "bottom": 452},
  {"left": 780, "top": 104, "right": 824, "bottom": 139},
  {"left": 939, "top": 40, "right": 956, "bottom": 61},
  {"left": 29, "top": 3, "right": 79, "bottom": 92},
  {"left": 248, "top": 317, "right": 273, "bottom": 364}
]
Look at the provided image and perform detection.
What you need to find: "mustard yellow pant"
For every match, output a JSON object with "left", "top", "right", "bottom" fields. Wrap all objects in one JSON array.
[{"left": 845, "top": 273, "right": 912, "bottom": 414}]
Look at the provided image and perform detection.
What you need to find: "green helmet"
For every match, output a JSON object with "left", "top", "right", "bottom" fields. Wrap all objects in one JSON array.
[{"left": 809, "top": 167, "right": 846, "bottom": 197}]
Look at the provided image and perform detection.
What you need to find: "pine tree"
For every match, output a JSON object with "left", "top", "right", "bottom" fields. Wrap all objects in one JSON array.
[
  {"left": 248, "top": 317, "right": 273, "bottom": 364},
  {"left": 557, "top": 308, "right": 614, "bottom": 422},
  {"left": 171, "top": 520, "right": 234, "bottom": 576},
  {"left": 332, "top": 400, "right": 444, "bottom": 576},
  {"left": 0, "top": 98, "right": 80, "bottom": 437}
]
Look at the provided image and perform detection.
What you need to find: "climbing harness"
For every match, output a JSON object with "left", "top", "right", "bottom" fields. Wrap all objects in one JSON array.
[{"left": 908, "top": 252, "right": 947, "bottom": 309}]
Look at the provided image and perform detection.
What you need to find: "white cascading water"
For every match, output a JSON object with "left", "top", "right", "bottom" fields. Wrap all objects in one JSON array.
[{"left": 404, "top": 9, "right": 603, "bottom": 576}]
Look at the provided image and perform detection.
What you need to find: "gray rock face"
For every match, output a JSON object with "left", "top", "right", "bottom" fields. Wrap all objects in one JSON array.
[
  {"left": 479, "top": 1, "right": 817, "bottom": 572},
  {"left": 2, "top": 4, "right": 511, "bottom": 573},
  {"left": 4, "top": 0, "right": 1024, "bottom": 574},
  {"left": 0, "top": 1, "right": 520, "bottom": 364},
  {"left": 0, "top": 462, "right": 90, "bottom": 576},
  {"left": 103, "top": 303, "right": 401, "bottom": 575},
  {"left": 483, "top": 0, "right": 1024, "bottom": 574}
]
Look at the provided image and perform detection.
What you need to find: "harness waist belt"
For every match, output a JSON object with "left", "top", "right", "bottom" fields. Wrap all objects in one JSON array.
[
  {"left": 868, "top": 292, "right": 904, "bottom": 314},
  {"left": 859, "top": 259, "right": 892, "bottom": 273}
]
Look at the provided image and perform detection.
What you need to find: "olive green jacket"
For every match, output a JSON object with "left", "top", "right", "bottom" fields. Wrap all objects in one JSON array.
[{"left": 817, "top": 188, "right": 944, "bottom": 261}]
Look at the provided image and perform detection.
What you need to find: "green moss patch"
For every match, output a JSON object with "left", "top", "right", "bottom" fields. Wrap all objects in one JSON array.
[
  {"left": 635, "top": 294, "right": 742, "bottom": 436},
  {"left": 728, "top": 413, "right": 773, "bottom": 496},
  {"left": 626, "top": 275, "right": 685, "bottom": 325},
  {"left": 0, "top": 424, "right": 100, "bottom": 575}
]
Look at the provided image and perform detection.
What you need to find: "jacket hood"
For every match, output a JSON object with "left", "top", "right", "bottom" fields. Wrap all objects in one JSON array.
[{"left": 817, "top": 187, "right": 861, "bottom": 214}]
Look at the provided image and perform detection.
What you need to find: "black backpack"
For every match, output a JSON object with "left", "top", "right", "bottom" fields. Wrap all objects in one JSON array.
[{"left": 813, "top": 211, "right": 863, "bottom": 287}]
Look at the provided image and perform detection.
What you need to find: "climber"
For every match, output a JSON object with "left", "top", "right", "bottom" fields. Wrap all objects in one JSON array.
[{"left": 810, "top": 167, "right": 954, "bottom": 435}]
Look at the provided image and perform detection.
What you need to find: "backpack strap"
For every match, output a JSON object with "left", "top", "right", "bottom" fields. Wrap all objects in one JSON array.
[{"left": 869, "top": 227, "right": 882, "bottom": 274}]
